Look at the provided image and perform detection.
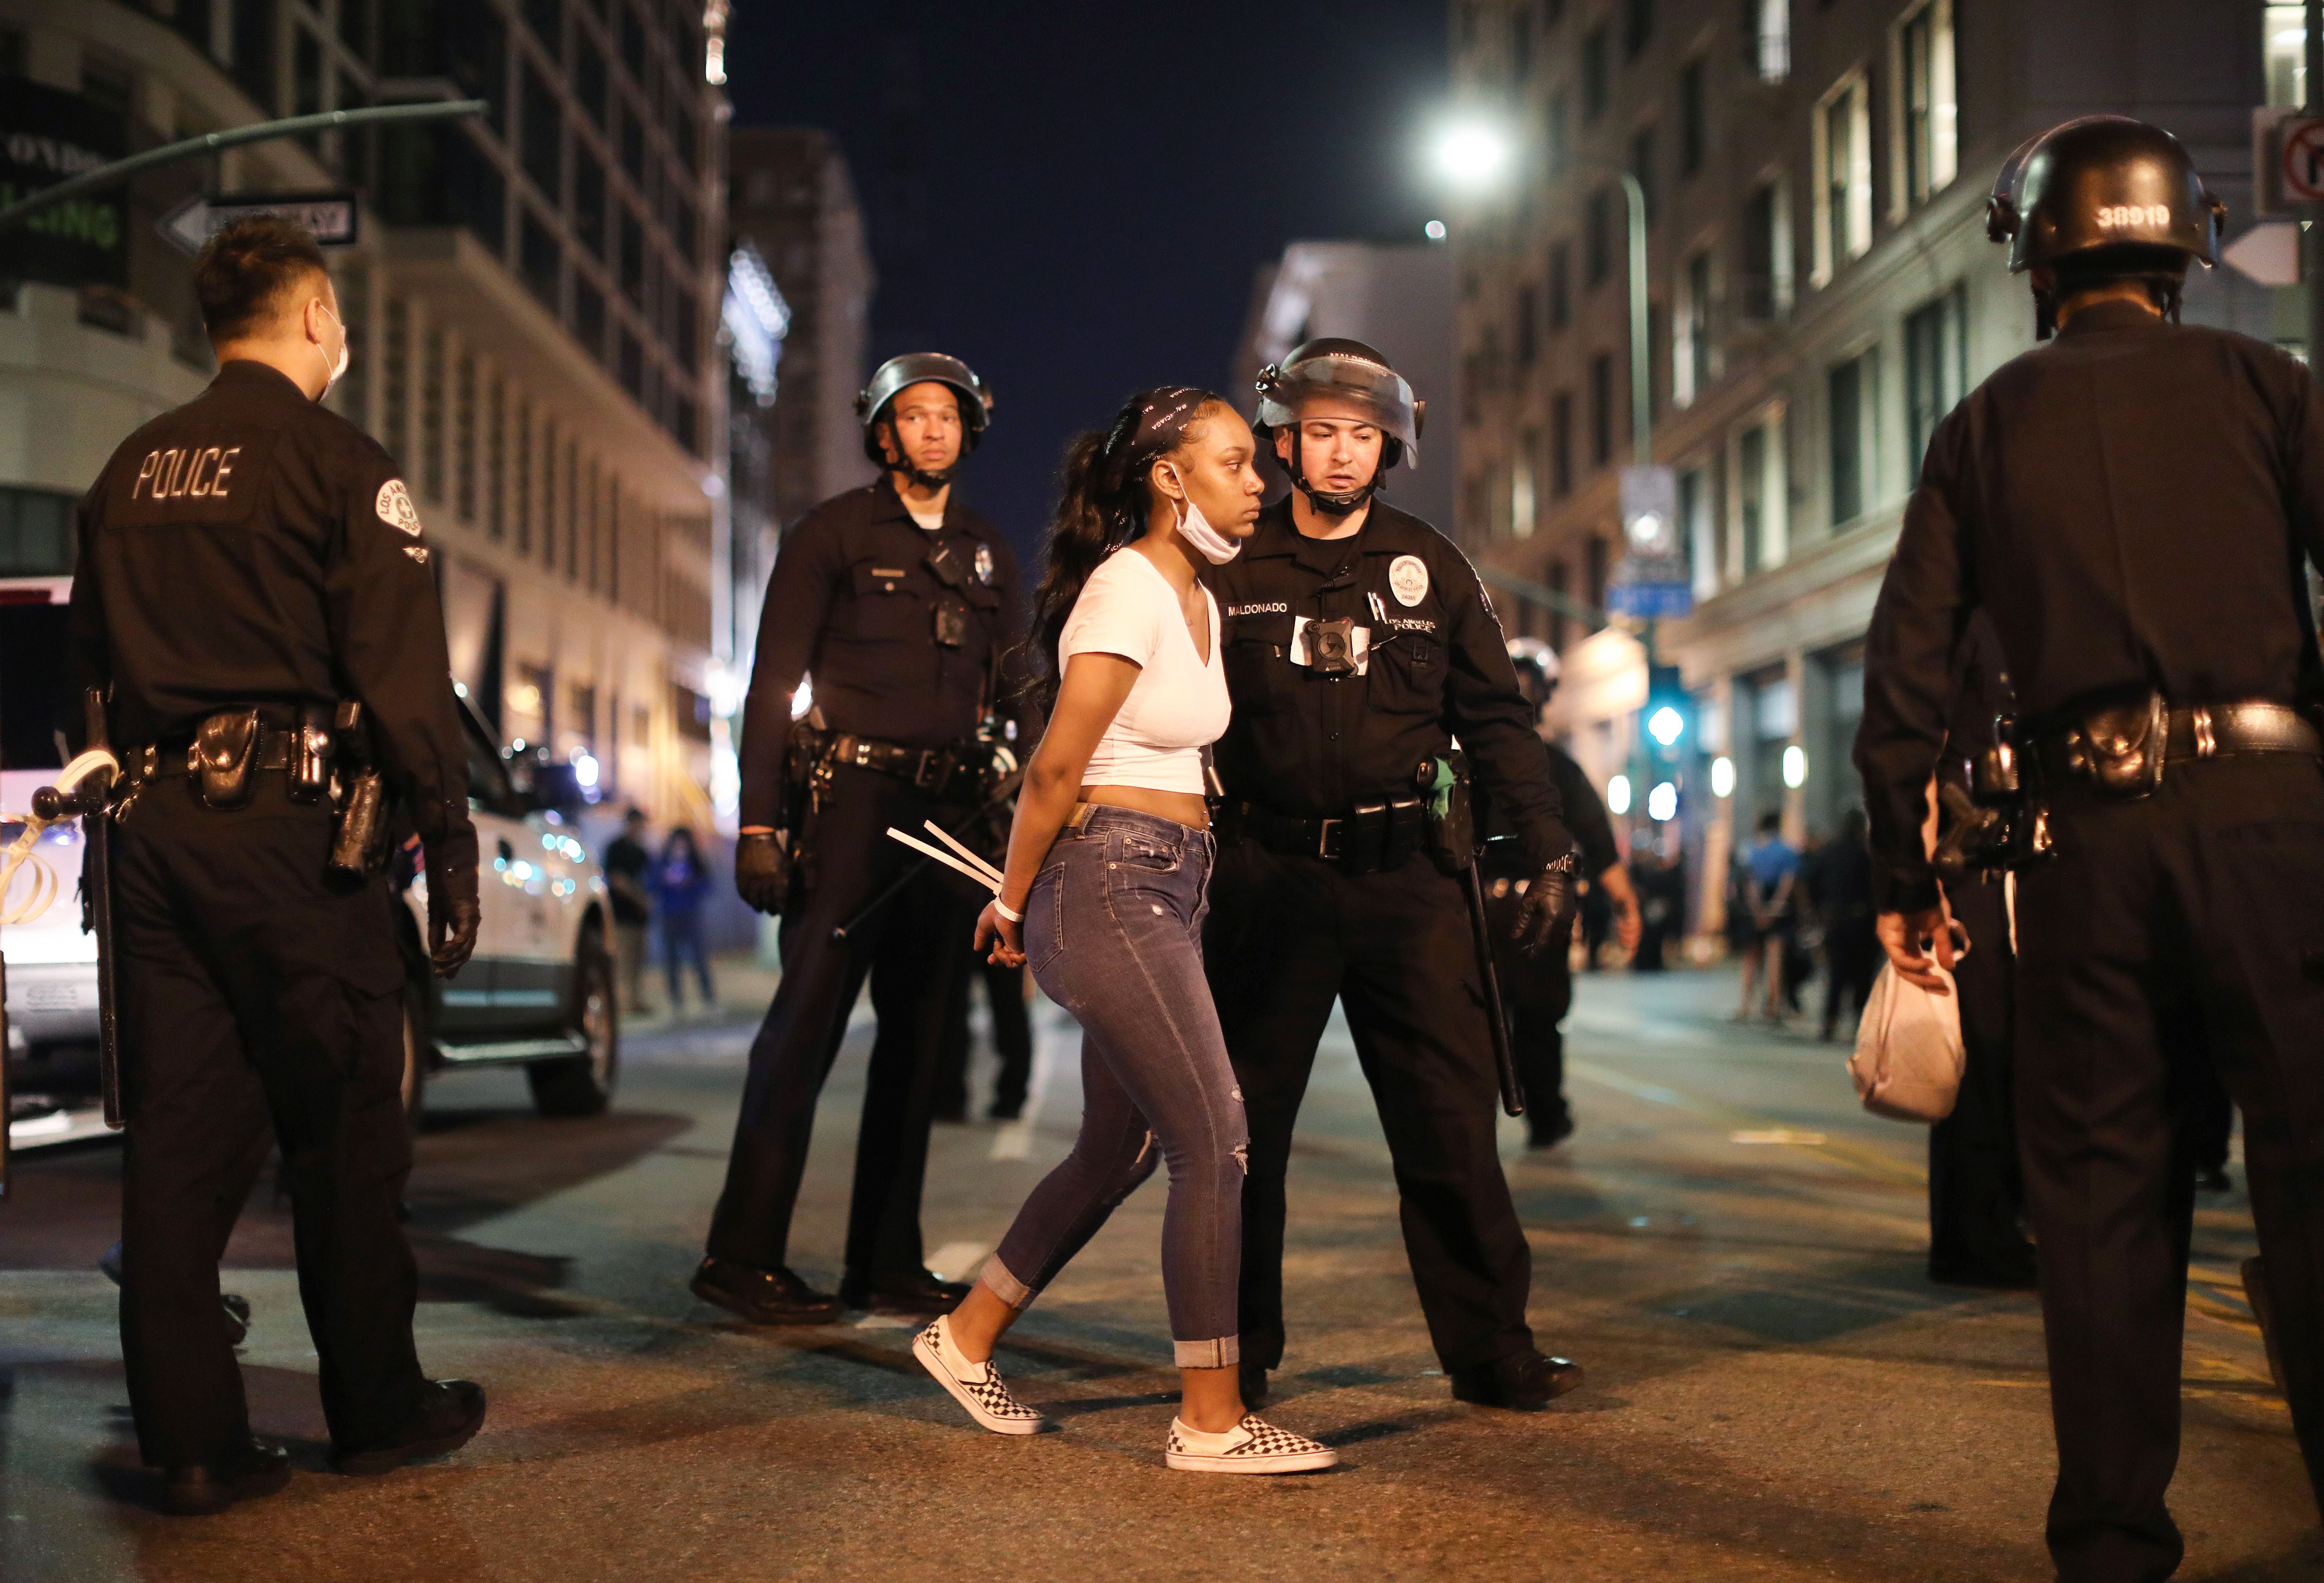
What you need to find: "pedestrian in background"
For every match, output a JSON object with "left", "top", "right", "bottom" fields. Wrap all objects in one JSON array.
[
  {"left": 1734, "top": 811, "right": 1797, "bottom": 1022},
  {"left": 1815, "top": 809, "right": 1879, "bottom": 1042},
  {"left": 603, "top": 805, "right": 654, "bottom": 1014},
  {"left": 652, "top": 826, "right": 715, "bottom": 1015}
]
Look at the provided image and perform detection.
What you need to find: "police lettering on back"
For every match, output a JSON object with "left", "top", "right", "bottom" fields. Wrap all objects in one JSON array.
[{"left": 129, "top": 444, "right": 241, "bottom": 501}]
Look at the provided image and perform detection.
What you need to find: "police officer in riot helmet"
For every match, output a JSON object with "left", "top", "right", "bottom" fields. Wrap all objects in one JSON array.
[
  {"left": 1486, "top": 638, "right": 1640, "bottom": 1148},
  {"left": 702, "top": 353, "right": 1030, "bottom": 1325},
  {"left": 1857, "top": 116, "right": 2324, "bottom": 1577},
  {"left": 1204, "top": 338, "right": 1586, "bottom": 1410},
  {"left": 66, "top": 217, "right": 484, "bottom": 1514}
]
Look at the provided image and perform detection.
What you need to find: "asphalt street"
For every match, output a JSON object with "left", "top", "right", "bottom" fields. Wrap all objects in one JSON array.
[{"left": 1, "top": 961, "right": 2315, "bottom": 1582}]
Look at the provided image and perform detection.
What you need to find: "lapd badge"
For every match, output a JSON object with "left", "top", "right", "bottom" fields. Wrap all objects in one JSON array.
[
  {"left": 376, "top": 479, "right": 425, "bottom": 537},
  {"left": 974, "top": 543, "right": 995, "bottom": 585},
  {"left": 1389, "top": 554, "right": 1429, "bottom": 607}
]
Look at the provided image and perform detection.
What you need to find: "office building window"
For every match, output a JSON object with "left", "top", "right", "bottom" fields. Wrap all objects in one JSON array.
[
  {"left": 1552, "top": 392, "right": 1574, "bottom": 497},
  {"left": 520, "top": 209, "right": 561, "bottom": 310},
  {"left": 1813, "top": 71, "right": 1872, "bottom": 285},
  {"left": 487, "top": 376, "right": 505, "bottom": 539},
  {"left": 1680, "top": 57, "right": 1705, "bottom": 177},
  {"left": 383, "top": 297, "right": 409, "bottom": 460},
  {"left": 1546, "top": 91, "right": 1569, "bottom": 178},
  {"left": 1895, "top": 0, "right": 1957, "bottom": 210},
  {"left": 577, "top": 32, "right": 607, "bottom": 124},
  {"left": 421, "top": 326, "right": 446, "bottom": 504},
  {"left": 294, "top": 26, "right": 324, "bottom": 119},
  {"left": 1585, "top": 534, "right": 1609, "bottom": 627},
  {"left": 588, "top": 457, "right": 602, "bottom": 592},
  {"left": 1741, "top": 177, "right": 1793, "bottom": 319},
  {"left": 541, "top": 418, "right": 559, "bottom": 567},
  {"left": 1582, "top": 26, "right": 1608, "bottom": 120},
  {"left": 618, "top": 328, "right": 643, "bottom": 399},
  {"left": 619, "top": 211, "right": 645, "bottom": 304},
  {"left": 620, "top": 104, "right": 645, "bottom": 181},
  {"left": 234, "top": 0, "right": 278, "bottom": 110},
  {"left": 575, "top": 277, "right": 606, "bottom": 357},
  {"left": 1516, "top": 285, "right": 1539, "bottom": 368},
  {"left": 525, "top": 0, "right": 561, "bottom": 50},
  {"left": 455, "top": 354, "right": 477, "bottom": 522},
  {"left": 1682, "top": 464, "right": 1716, "bottom": 598},
  {"left": 1586, "top": 186, "right": 1612, "bottom": 286},
  {"left": 1732, "top": 408, "right": 1787, "bottom": 576},
  {"left": 566, "top": 437, "right": 580, "bottom": 578},
  {"left": 515, "top": 400, "right": 533, "bottom": 554},
  {"left": 1512, "top": 439, "right": 1537, "bottom": 540},
  {"left": 1512, "top": 5, "right": 1535, "bottom": 79},
  {"left": 575, "top": 150, "right": 607, "bottom": 257},
  {"left": 1749, "top": 0, "right": 1789, "bottom": 83},
  {"left": 1630, "top": 125, "right": 1656, "bottom": 223},
  {"left": 1905, "top": 282, "right": 1968, "bottom": 473},
  {"left": 340, "top": 0, "right": 372, "bottom": 59},
  {"left": 1549, "top": 241, "right": 1572, "bottom": 328},
  {"left": 1828, "top": 348, "right": 1877, "bottom": 527},
  {"left": 1675, "top": 247, "right": 1712, "bottom": 407},
  {"left": 1624, "top": 0, "right": 1651, "bottom": 59},
  {"left": 2268, "top": 5, "right": 2310, "bottom": 107},
  {"left": 521, "top": 62, "right": 562, "bottom": 199},
  {"left": 1548, "top": 559, "right": 1570, "bottom": 649},
  {"left": 1589, "top": 352, "right": 1614, "bottom": 468}
]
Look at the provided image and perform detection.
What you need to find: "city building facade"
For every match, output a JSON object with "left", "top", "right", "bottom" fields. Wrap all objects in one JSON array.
[
  {"left": 1449, "top": 0, "right": 2290, "bottom": 937},
  {"left": 0, "top": 0, "right": 729, "bottom": 828}
]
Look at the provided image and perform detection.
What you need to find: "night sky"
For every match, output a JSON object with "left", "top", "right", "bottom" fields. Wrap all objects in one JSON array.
[{"left": 727, "top": 1, "right": 1452, "bottom": 556}]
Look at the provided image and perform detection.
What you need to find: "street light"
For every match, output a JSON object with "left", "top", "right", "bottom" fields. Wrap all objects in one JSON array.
[
  {"left": 1782, "top": 745, "right": 1808, "bottom": 789},
  {"left": 1607, "top": 775, "right": 1633, "bottom": 816},
  {"left": 1647, "top": 781, "right": 1678, "bottom": 822},
  {"left": 1710, "top": 756, "right": 1736, "bottom": 798},
  {"left": 1432, "top": 121, "right": 1514, "bottom": 189},
  {"left": 1646, "top": 704, "right": 1685, "bottom": 749}
]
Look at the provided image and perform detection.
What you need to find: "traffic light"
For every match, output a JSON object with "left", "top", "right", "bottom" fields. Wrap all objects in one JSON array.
[{"left": 1642, "top": 664, "right": 1691, "bottom": 763}]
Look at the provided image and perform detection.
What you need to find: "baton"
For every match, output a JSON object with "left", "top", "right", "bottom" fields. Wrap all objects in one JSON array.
[
  {"left": 32, "top": 704, "right": 122, "bottom": 1130},
  {"left": 831, "top": 768, "right": 1025, "bottom": 943},
  {"left": 1460, "top": 857, "right": 1524, "bottom": 1118}
]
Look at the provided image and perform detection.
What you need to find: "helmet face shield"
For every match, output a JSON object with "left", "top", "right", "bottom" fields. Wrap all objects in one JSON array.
[{"left": 1255, "top": 349, "right": 1422, "bottom": 468}]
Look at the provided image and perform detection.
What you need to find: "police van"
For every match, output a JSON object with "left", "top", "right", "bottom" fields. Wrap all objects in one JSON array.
[{"left": 2, "top": 564, "right": 619, "bottom": 1148}]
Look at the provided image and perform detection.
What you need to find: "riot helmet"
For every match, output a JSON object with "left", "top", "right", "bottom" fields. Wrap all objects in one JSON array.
[
  {"left": 1253, "top": 338, "right": 1425, "bottom": 517},
  {"left": 1507, "top": 636, "right": 1560, "bottom": 715},
  {"left": 857, "top": 352, "right": 993, "bottom": 488},
  {"left": 1986, "top": 116, "right": 2224, "bottom": 338}
]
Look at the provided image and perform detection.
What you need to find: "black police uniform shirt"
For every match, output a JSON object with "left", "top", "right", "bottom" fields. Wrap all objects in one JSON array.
[
  {"left": 735, "top": 474, "right": 1023, "bottom": 830},
  {"left": 1856, "top": 299, "right": 2324, "bottom": 910},
  {"left": 1207, "top": 495, "right": 1568, "bottom": 869},
  {"left": 65, "top": 358, "right": 476, "bottom": 870}
]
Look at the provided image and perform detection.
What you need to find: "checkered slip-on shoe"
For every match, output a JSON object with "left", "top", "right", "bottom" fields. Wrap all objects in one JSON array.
[
  {"left": 912, "top": 1316, "right": 1045, "bottom": 1436},
  {"left": 1164, "top": 1414, "right": 1337, "bottom": 1474}
]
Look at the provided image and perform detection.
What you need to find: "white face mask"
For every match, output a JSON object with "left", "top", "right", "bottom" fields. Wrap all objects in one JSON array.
[
  {"left": 1163, "top": 465, "right": 1242, "bottom": 565},
  {"left": 315, "top": 302, "right": 350, "bottom": 398}
]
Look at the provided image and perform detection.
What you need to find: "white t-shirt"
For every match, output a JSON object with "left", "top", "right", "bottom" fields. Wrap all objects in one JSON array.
[{"left": 1058, "top": 549, "right": 1231, "bottom": 795}]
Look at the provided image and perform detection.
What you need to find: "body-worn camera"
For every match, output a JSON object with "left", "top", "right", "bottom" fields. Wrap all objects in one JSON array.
[{"left": 1309, "top": 616, "right": 1358, "bottom": 678}]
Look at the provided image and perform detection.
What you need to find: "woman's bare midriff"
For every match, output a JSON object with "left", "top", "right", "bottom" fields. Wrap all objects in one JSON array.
[{"left": 1078, "top": 784, "right": 1211, "bottom": 831}]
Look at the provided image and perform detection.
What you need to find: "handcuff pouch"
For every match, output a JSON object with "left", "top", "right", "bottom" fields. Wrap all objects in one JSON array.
[{"left": 194, "top": 709, "right": 261, "bottom": 809}]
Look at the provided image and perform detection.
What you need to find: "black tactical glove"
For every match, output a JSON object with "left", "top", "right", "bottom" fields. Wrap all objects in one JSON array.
[
  {"left": 425, "top": 839, "right": 480, "bottom": 977},
  {"left": 735, "top": 829, "right": 791, "bottom": 916},
  {"left": 1512, "top": 851, "right": 1581, "bottom": 958}
]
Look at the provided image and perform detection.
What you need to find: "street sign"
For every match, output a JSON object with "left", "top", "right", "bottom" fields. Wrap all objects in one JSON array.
[
  {"left": 2286, "top": 118, "right": 2324, "bottom": 205},
  {"left": 1609, "top": 464, "right": 1692, "bottom": 618},
  {"left": 159, "top": 189, "right": 359, "bottom": 255}
]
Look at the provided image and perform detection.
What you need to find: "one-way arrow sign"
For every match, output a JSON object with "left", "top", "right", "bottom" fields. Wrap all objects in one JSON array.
[{"left": 158, "top": 190, "right": 360, "bottom": 255}]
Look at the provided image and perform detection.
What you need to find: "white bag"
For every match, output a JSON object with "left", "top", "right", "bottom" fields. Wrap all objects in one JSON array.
[{"left": 1848, "top": 960, "right": 1965, "bottom": 1123}]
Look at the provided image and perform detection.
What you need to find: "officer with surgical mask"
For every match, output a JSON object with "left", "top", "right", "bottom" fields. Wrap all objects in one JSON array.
[
  {"left": 1201, "top": 339, "right": 1585, "bottom": 1414},
  {"left": 65, "top": 216, "right": 484, "bottom": 1514}
]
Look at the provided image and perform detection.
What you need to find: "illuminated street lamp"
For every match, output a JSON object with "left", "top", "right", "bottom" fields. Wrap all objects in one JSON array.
[
  {"left": 1607, "top": 775, "right": 1633, "bottom": 816},
  {"left": 1647, "top": 781, "right": 1678, "bottom": 822},
  {"left": 1432, "top": 120, "right": 1514, "bottom": 189},
  {"left": 1710, "top": 756, "right": 1736, "bottom": 798},
  {"left": 1782, "top": 744, "right": 1808, "bottom": 789}
]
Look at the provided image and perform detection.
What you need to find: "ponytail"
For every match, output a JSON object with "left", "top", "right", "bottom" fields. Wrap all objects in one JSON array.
[{"left": 1021, "top": 385, "right": 1229, "bottom": 712}]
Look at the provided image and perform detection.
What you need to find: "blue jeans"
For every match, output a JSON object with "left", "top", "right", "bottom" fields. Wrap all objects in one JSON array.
[
  {"left": 983, "top": 807, "right": 1246, "bottom": 1368},
  {"left": 662, "top": 909, "right": 715, "bottom": 1009}
]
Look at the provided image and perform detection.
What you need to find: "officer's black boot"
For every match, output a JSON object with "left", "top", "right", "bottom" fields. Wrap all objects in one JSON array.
[
  {"left": 159, "top": 1436, "right": 292, "bottom": 1516},
  {"left": 1449, "top": 1349, "right": 1585, "bottom": 1410},
  {"left": 330, "top": 1379, "right": 487, "bottom": 1475},
  {"left": 690, "top": 1258, "right": 844, "bottom": 1326},
  {"left": 1239, "top": 1359, "right": 1270, "bottom": 1409}
]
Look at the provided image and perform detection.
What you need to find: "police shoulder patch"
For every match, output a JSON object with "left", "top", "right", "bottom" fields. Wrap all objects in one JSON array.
[
  {"left": 1389, "top": 554, "right": 1430, "bottom": 607},
  {"left": 376, "top": 478, "right": 424, "bottom": 537}
]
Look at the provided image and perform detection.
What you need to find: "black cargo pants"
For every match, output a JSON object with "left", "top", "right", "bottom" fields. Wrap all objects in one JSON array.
[
  {"left": 706, "top": 763, "right": 978, "bottom": 1281},
  {"left": 112, "top": 776, "right": 425, "bottom": 1468},
  {"left": 2014, "top": 756, "right": 2324, "bottom": 1581},
  {"left": 1204, "top": 841, "right": 1535, "bottom": 1376}
]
